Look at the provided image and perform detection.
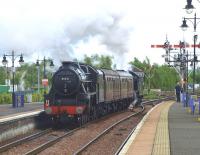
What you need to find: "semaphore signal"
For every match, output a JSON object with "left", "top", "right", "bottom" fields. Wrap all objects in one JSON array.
[{"left": 151, "top": 44, "right": 200, "bottom": 48}]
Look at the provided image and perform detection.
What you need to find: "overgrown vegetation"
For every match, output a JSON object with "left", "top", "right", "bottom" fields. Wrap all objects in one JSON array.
[
  {"left": 0, "top": 93, "right": 44, "bottom": 104},
  {"left": 129, "top": 57, "right": 180, "bottom": 91},
  {"left": 143, "top": 89, "right": 161, "bottom": 99}
]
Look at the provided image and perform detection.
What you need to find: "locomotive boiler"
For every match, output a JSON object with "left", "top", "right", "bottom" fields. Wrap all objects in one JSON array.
[{"left": 44, "top": 61, "right": 143, "bottom": 124}]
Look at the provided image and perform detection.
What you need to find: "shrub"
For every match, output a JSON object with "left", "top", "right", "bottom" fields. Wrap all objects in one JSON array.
[
  {"left": 143, "top": 90, "right": 161, "bottom": 100},
  {"left": 32, "top": 93, "right": 43, "bottom": 102},
  {"left": 0, "top": 93, "right": 12, "bottom": 104}
]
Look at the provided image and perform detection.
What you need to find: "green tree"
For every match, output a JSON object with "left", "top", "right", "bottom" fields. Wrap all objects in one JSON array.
[
  {"left": 129, "top": 57, "right": 179, "bottom": 91},
  {"left": 13, "top": 62, "right": 53, "bottom": 91},
  {"left": 130, "top": 57, "right": 155, "bottom": 94},
  {"left": 0, "top": 67, "right": 7, "bottom": 84},
  {"left": 83, "top": 55, "right": 93, "bottom": 66},
  {"left": 97, "top": 55, "right": 113, "bottom": 69},
  {"left": 129, "top": 57, "right": 145, "bottom": 70},
  {"left": 83, "top": 54, "right": 113, "bottom": 69},
  {"left": 189, "top": 70, "right": 200, "bottom": 84}
]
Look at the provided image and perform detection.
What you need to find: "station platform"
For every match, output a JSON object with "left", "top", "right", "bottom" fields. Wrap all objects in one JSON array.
[
  {"left": 119, "top": 100, "right": 200, "bottom": 155},
  {"left": 0, "top": 102, "right": 43, "bottom": 122}
]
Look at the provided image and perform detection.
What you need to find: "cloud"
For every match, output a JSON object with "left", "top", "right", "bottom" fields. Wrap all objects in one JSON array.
[{"left": 0, "top": 0, "right": 132, "bottom": 66}]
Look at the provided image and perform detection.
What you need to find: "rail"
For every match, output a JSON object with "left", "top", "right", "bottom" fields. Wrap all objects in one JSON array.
[
  {"left": 73, "top": 103, "right": 145, "bottom": 155},
  {"left": 74, "top": 97, "right": 173, "bottom": 155},
  {"left": 8, "top": 97, "right": 173, "bottom": 155},
  {"left": 0, "top": 129, "right": 52, "bottom": 153},
  {"left": 114, "top": 97, "right": 173, "bottom": 155}
]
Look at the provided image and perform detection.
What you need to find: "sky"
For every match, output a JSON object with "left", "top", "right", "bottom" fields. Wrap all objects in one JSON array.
[{"left": 0, "top": 0, "right": 199, "bottom": 69}]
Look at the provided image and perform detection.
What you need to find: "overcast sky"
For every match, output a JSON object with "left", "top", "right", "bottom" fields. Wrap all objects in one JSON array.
[{"left": 0, "top": 0, "right": 199, "bottom": 69}]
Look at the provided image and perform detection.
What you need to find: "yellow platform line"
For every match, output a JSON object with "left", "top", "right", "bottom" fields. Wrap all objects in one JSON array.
[{"left": 152, "top": 101, "right": 174, "bottom": 155}]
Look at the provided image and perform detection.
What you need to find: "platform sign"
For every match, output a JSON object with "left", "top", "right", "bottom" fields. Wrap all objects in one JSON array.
[{"left": 42, "top": 79, "right": 48, "bottom": 86}]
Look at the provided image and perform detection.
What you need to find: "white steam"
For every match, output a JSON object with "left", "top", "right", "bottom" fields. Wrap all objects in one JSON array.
[{"left": 0, "top": 0, "right": 132, "bottom": 67}]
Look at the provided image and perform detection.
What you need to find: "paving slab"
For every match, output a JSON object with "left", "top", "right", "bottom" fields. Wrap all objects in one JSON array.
[
  {"left": 0, "top": 102, "right": 43, "bottom": 117},
  {"left": 169, "top": 102, "right": 200, "bottom": 155}
]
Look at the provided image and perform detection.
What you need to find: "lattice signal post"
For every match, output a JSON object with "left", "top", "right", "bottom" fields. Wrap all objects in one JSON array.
[{"left": 151, "top": 40, "right": 200, "bottom": 93}]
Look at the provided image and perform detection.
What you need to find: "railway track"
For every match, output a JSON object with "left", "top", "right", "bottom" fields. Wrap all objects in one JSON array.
[
  {"left": 0, "top": 129, "right": 52, "bottom": 153},
  {"left": 0, "top": 111, "right": 127, "bottom": 154},
  {"left": 74, "top": 97, "right": 172, "bottom": 155},
  {"left": 73, "top": 103, "right": 145, "bottom": 155},
  {"left": 24, "top": 111, "right": 128, "bottom": 155},
  {"left": 0, "top": 127, "right": 78, "bottom": 155},
  {"left": 0, "top": 98, "right": 171, "bottom": 154},
  {"left": 24, "top": 127, "right": 81, "bottom": 155}
]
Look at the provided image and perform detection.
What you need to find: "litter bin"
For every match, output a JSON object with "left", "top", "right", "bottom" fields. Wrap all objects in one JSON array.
[{"left": 13, "top": 92, "right": 24, "bottom": 108}]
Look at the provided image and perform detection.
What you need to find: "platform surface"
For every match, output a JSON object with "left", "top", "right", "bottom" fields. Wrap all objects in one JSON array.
[
  {"left": 119, "top": 101, "right": 200, "bottom": 155},
  {"left": 169, "top": 102, "right": 200, "bottom": 155},
  {"left": 0, "top": 102, "right": 43, "bottom": 119}
]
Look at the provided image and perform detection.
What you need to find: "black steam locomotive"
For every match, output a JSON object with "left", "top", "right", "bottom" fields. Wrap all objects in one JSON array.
[{"left": 44, "top": 61, "right": 143, "bottom": 124}]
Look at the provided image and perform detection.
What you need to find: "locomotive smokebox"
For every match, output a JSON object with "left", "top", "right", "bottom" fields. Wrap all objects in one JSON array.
[{"left": 53, "top": 62, "right": 81, "bottom": 96}]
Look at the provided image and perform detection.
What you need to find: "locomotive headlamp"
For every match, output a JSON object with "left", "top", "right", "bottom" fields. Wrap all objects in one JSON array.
[
  {"left": 45, "top": 107, "right": 52, "bottom": 114},
  {"left": 76, "top": 106, "right": 84, "bottom": 114}
]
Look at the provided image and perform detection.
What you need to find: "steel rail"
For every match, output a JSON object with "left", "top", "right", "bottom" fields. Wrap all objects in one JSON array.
[
  {"left": 24, "top": 127, "right": 82, "bottom": 155},
  {"left": 73, "top": 104, "right": 145, "bottom": 155},
  {"left": 114, "top": 97, "right": 173, "bottom": 155},
  {"left": 23, "top": 97, "right": 172, "bottom": 155},
  {"left": 0, "top": 128, "right": 52, "bottom": 153},
  {"left": 19, "top": 111, "right": 127, "bottom": 155},
  {"left": 114, "top": 126, "right": 137, "bottom": 155},
  {"left": 74, "top": 97, "right": 172, "bottom": 155}
]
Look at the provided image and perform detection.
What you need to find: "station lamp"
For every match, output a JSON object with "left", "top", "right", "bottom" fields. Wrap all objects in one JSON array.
[
  {"left": 181, "top": 18, "right": 189, "bottom": 31},
  {"left": 184, "top": 0, "right": 195, "bottom": 14}
]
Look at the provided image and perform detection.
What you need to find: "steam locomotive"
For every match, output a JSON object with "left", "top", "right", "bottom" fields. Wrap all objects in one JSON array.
[{"left": 44, "top": 61, "right": 143, "bottom": 124}]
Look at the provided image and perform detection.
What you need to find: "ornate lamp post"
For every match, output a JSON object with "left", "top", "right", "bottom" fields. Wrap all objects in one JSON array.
[
  {"left": 2, "top": 50, "right": 24, "bottom": 107},
  {"left": 181, "top": 13, "right": 200, "bottom": 93},
  {"left": 36, "top": 57, "right": 54, "bottom": 94},
  {"left": 183, "top": 0, "right": 200, "bottom": 14},
  {"left": 184, "top": 0, "right": 195, "bottom": 14}
]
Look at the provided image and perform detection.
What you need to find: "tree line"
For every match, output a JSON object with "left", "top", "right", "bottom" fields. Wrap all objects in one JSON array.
[
  {"left": 84, "top": 55, "right": 180, "bottom": 91},
  {"left": 1, "top": 54, "right": 198, "bottom": 91}
]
